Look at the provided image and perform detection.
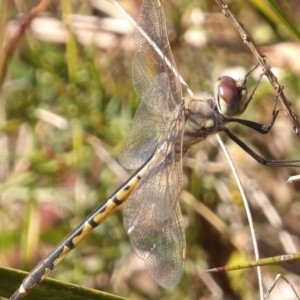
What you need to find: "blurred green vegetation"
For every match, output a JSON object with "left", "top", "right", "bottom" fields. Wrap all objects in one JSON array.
[{"left": 1, "top": 1, "right": 300, "bottom": 300}]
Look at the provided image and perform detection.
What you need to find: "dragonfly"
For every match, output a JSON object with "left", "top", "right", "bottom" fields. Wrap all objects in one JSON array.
[{"left": 10, "top": 0, "right": 300, "bottom": 299}]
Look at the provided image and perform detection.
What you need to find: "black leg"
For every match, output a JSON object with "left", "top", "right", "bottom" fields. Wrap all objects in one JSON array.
[
  {"left": 244, "top": 70, "right": 264, "bottom": 107},
  {"left": 243, "top": 63, "right": 260, "bottom": 81},
  {"left": 222, "top": 127, "right": 300, "bottom": 167},
  {"left": 241, "top": 63, "right": 270, "bottom": 112},
  {"left": 227, "top": 95, "right": 280, "bottom": 134},
  {"left": 236, "top": 63, "right": 264, "bottom": 114}
]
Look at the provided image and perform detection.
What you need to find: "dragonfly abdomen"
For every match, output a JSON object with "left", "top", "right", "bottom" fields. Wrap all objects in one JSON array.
[{"left": 10, "top": 154, "right": 152, "bottom": 299}]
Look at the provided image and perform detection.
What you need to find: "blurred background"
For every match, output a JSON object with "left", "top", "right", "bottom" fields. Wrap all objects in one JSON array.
[{"left": 1, "top": 0, "right": 300, "bottom": 299}]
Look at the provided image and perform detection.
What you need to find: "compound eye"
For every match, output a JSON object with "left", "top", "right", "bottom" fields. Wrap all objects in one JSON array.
[{"left": 216, "top": 76, "right": 240, "bottom": 116}]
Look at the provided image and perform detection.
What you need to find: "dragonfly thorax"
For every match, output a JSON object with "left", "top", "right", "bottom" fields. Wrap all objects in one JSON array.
[{"left": 182, "top": 96, "right": 227, "bottom": 153}]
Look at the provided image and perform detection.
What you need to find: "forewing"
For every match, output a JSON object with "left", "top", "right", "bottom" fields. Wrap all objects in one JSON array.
[
  {"left": 119, "top": 0, "right": 182, "bottom": 169},
  {"left": 124, "top": 202, "right": 186, "bottom": 289},
  {"left": 132, "top": 0, "right": 181, "bottom": 110},
  {"left": 119, "top": 74, "right": 175, "bottom": 169}
]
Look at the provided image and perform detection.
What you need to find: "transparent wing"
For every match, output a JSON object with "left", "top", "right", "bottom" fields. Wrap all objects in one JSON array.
[
  {"left": 122, "top": 0, "right": 186, "bottom": 288},
  {"left": 119, "top": 0, "right": 182, "bottom": 169},
  {"left": 119, "top": 74, "right": 177, "bottom": 169},
  {"left": 123, "top": 97, "right": 186, "bottom": 288},
  {"left": 123, "top": 98, "right": 185, "bottom": 221},
  {"left": 124, "top": 200, "right": 186, "bottom": 289},
  {"left": 133, "top": 0, "right": 181, "bottom": 111},
  {"left": 126, "top": 148, "right": 181, "bottom": 220}
]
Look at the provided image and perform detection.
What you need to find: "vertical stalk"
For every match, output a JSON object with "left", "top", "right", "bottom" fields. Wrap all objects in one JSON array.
[{"left": 61, "top": 0, "right": 78, "bottom": 83}]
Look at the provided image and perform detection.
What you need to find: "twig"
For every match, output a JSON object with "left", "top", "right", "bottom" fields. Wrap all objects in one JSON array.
[{"left": 214, "top": 0, "right": 300, "bottom": 138}]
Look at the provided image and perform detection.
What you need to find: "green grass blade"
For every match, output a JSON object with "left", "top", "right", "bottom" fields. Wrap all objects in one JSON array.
[
  {"left": 267, "top": 0, "right": 300, "bottom": 40},
  {"left": 0, "top": 266, "right": 129, "bottom": 300}
]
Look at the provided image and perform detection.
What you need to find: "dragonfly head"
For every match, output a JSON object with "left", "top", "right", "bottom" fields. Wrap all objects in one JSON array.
[{"left": 214, "top": 76, "right": 248, "bottom": 117}]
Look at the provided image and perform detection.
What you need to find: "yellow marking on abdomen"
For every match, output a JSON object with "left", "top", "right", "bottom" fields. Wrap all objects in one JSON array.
[
  {"left": 92, "top": 175, "right": 143, "bottom": 224},
  {"left": 117, "top": 180, "right": 139, "bottom": 200},
  {"left": 52, "top": 245, "right": 73, "bottom": 266},
  {"left": 92, "top": 200, "right": 118, "bottom": 224},
  {"left": 40, "top": 269, "right": 51, "bottom": 280},
  {"left": 72, "top": 221, "right": 93, "bottom": 245}
]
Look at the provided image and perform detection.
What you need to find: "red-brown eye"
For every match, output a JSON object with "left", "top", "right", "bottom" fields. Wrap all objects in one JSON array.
[{"left": 215, "top": 76, "right": 240, "bottom": 116}]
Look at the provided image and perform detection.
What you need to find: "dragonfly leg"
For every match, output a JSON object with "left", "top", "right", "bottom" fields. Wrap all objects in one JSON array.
[
  {"left": 222, "top": 127, "right": 300, "bottom": 167},
  {"left": 242, "top": 63, "right": 265, "bottom": 108},
  {"left": 227, "top": 95, "right": 280, "bottom": 134},
  {"left": 243, "top": 63, "right": 260, "bottom": 84}
]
